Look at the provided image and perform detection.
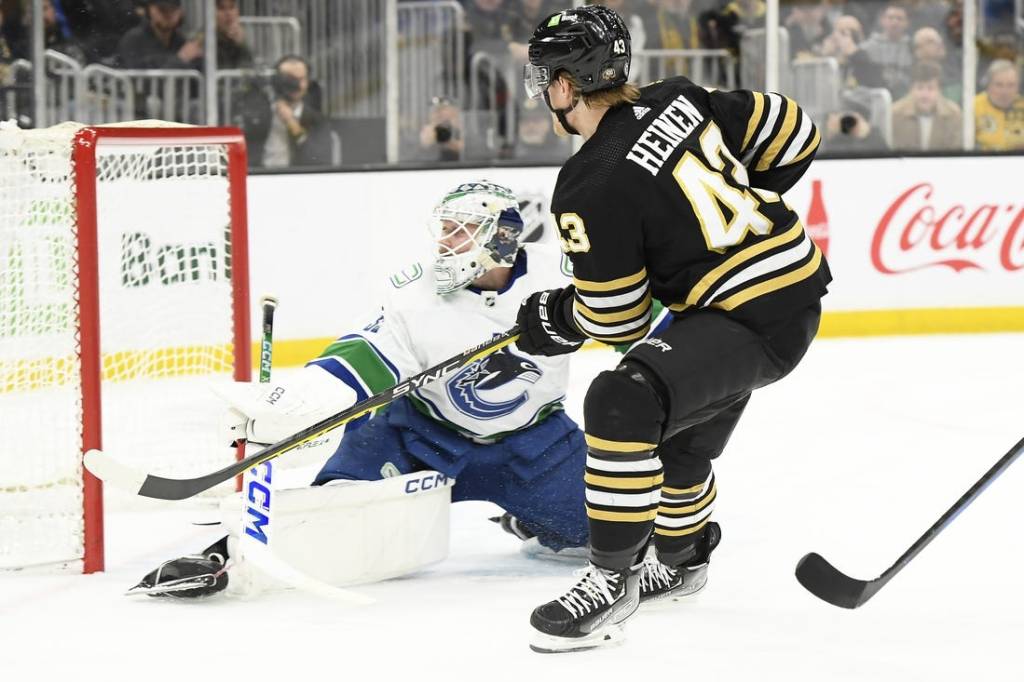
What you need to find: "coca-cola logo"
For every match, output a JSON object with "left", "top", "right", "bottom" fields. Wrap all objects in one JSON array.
[{"left": 872, "top": 183, "right": 1024, "bottom": 273}]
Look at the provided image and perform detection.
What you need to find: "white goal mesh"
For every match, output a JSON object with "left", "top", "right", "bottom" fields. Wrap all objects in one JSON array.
[{"left": 0, "top": 122, "right": 250, "bottom": 571}]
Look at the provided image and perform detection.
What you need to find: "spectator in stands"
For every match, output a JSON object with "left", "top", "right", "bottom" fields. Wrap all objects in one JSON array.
[
  {"left": 117, "top": 0, "right": 252, "bottom": 71},
  {"left": 0, "top": 5, "right": 14, "bottom": 63},
  {"left": 0, "top": 0, "right": 27, "bottom": 60},
  {"left": 116, "top": 0, "right": 203, "bottom": 69},
  {"left": 212, "top": 0, "right": 253, "bottom": 69},
  {"left": 944, "top": 0, "right": 963, "bottom": 45},
  {"left": 912, "top": 26, "right": 961, "bottom": 103},
  {"left": 247, "top": 55, "right": 332, "bottom": 167},
  {"left": 891, "top": 60, "right": 963, "bottom": 151},
  {"left": 822, "top": 98, "right": 890, "bottom": 153},
  {"left": 818, "top": 14, "right": 886, "bottom": 89},
  {"left": 785, "top": 0, "right": 830, "bottom": 60},
  {"left": 465, "top": 0, "right": 514, "bottom": 61},
  {"left": 641, "top": 0, "right": 705, "bottom": 78},
  {"left": 56, "top": 0, "right": 140, "bottom": 65},
  {"left": 860, "top": 3, "right": 914, "bottom": 98},
  {"left": 514, "top": 97, "right": 571, "bottom": 162},
  {"left": 463, "top": 0, "right": 515, "bottom": 154},
  {"left": 506, "top": 0, "right": 557, "bottom": 63},
  {"left": 974, "top": 59, "right": 1024, "bottom": 150},
  {"left": 699, "top": 0, "right": 765, "bottom": 56},
  {"left": 42, "top": 0, "right": 86, "bottom": 64},
  {"left": 416, "top": 95, "right": 464, "bottom": 162}
]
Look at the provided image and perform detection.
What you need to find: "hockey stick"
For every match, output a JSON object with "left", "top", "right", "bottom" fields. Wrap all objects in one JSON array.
[
  {"left": 84, "top": 326, "right": 522, "bottom": 501},
  {"left": 796, "top": 435, "right": 1024, "bottom": 609},
  {"left": 233, "top": 295, "right": 279, "bottom": 488}
]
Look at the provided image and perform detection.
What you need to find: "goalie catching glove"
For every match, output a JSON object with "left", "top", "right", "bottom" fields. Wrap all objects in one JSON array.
[
  {"left": 211, "top": 365, "right": 357, "bottom": 446},
  {"left": 515, "top": 286, "right": 585, "bottom": 357}
]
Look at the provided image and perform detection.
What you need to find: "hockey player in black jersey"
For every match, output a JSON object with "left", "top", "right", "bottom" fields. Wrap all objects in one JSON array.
[{"left": 516, "top": 5, "right": 831, "bottom": 653}]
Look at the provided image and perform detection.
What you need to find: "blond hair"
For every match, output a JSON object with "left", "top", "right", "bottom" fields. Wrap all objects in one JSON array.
[{"left": 560, "top": 72, "right": 641, "bottom": 109}]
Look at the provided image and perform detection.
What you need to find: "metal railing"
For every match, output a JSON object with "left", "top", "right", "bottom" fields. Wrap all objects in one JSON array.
[
  {"left": 43, "top": 51, "right": 81, "bottom": 124},
  {"left": 239, "top": 16, "right": 302, "bottom": 67},
  {"left": 5, "top": 60, "right": 32, "bottom": 124},
  {"left": 82, "top": 66, "right": 204, "bottom": 124},
  {"left": 399, "top": 1, "right": 465, "bottom": 138},
  {"left": 740, "top": 27, "right": 791, "bottom": 92},
  {"left": 6, "top": 50, "right": 81, "bottom": 126},
  {"left": 239, "top": 0, "right": 388, "bottom": 118},
  {"left": 633, "top": 49, "right": 738, "bottom": 90},
  {"left": 467, "top": 51, "right": 517, "bottom": 151},
  {"left": 788, "top": 57, "right": 841, "bottom": 124},
  {"left": 214, "top": 68, "right": 274, "bottom": 126}
]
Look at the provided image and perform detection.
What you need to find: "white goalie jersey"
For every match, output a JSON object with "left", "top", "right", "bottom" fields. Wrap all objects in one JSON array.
[{"left": 308, "top": 243, "right": 574, "bottom": 439}]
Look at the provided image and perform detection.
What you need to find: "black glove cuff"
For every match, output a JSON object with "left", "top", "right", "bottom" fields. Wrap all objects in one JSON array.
[{"left": 551, "top": 285, "right": 586, "bottom": 342}]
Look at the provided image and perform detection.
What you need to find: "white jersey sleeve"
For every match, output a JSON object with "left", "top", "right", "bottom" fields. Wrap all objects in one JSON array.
[{"left": 307, "top": 246, "right": 574, "bottom": 439}]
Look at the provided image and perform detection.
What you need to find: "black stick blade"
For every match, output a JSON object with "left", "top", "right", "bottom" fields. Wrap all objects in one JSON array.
[{"left": 795, "top": 552, "right": 874, "bottom": 609}]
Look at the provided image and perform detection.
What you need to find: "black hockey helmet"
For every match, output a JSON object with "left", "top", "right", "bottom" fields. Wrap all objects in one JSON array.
[{"left": 524, "top": 5, "right": 631, "bottom": 100}]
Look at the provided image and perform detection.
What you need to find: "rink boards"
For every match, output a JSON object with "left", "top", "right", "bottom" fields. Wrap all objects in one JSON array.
[{"left": 242, "top": 156, "right": 1024, "bottom": 366}]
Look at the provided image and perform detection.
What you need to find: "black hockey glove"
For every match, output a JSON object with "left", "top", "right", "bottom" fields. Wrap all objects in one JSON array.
[{"left": 516, "top": 286, "right": 586, "bottom": 356}]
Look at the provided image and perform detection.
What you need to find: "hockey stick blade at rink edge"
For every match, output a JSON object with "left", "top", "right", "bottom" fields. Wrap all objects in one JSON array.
[
  {"left": 84, "top": 326, "right": 522, "bottom": 501},
  {"left": 796, "top": 435, "right": 1024, "bottom": 609}
]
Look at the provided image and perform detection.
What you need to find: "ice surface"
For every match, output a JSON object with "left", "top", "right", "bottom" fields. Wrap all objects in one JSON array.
[{"left": 3, "top": 334, "right": 1023, "bottom": 680}]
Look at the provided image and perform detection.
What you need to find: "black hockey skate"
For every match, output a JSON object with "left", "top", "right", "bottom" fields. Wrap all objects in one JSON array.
[
  {"left": 639, "top": 521, "right": 721, "bottom": 604},
  {"left": 127, "top": 536, "right": 230, "bottom": 598},
  {"left": 529, "top": 564, "right": 640, "bottom": 653}
]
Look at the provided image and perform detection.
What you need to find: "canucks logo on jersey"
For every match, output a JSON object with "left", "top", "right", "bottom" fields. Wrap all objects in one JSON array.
[{"left": 446, "top": 346, "right": 542, "bottom": 420}]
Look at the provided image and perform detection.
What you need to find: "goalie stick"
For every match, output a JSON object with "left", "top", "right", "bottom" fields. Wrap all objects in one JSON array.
[
  {"left": 242, "top": 296, "right": 372, "bottom": 605},
  {"left": 256, "top": 295, "right": 277, "bottom": 384},
  {"left": 84, "top": 326, "right": 522, "bottom": 501},
  {"left": 796, "top": 434, "right": 1024, "bottom": 609}
]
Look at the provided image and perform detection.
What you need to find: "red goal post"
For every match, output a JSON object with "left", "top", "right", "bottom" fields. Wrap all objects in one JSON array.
[{"left": 0, "top": 123, "right": 252, "bottom": 573}]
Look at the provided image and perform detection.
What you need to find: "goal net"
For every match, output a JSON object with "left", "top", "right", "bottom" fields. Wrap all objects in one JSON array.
[{"left": 0, "top": 122, "right": 251, "bottom": 573}]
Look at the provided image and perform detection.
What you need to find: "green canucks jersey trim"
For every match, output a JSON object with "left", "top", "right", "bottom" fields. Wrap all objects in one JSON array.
[
  {"left": 318, "top": 336, "right": 399, "bottom": 394},
  {"left": 389, "top": 264, "right": 423, "bottom": 289}
]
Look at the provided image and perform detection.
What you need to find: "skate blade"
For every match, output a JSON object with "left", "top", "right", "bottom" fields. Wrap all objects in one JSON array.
[
  {"left": 529, "top": 624, "right": 626, "bottom": 654},
  {"left": 640, "top": 576, "right": 709, "bottom": 609}
]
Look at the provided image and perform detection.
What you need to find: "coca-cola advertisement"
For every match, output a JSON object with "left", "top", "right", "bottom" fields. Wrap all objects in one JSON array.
[
  {"left": 871, "top": 182, "right": 1024, "bottom": 275},
  {"left": 787, "top": 157, "right": 1024, "bottom": 316},
  {"left": 805, "top": 179, "right": 830, "bottom": 259}
]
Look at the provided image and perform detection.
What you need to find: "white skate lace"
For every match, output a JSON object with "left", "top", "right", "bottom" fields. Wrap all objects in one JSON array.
[
  {"left": 640, "top": 554, "right": 678, "bottom": 592},
  {"left": 556, "top": 565, "right": 619, "bottom": 618}
]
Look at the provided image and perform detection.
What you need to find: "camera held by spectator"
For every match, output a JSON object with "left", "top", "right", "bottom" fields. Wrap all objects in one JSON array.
[
  {"left": 824, "top": 98, "right": 889, "bottom": 153},
  {"left": 418, "top": 96, "right": 464, "bottom": 162},
  {"left": 271, "top": 71, "right": 303, "bottom": 100}
]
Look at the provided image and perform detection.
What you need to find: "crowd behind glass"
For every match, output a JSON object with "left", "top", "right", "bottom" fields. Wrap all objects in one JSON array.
[{"left": 0, "top": 0, "right": 1021, "bottom": 168}]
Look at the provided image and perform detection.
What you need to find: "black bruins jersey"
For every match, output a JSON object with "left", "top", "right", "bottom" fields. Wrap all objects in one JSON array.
[{"left": 552, "top": 76, "right": 831, "bottom": 344}]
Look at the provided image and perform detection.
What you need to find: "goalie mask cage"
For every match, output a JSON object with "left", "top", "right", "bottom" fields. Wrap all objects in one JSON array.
[{"left": 0, "top": 123, "right": 251, "bottom": 573}]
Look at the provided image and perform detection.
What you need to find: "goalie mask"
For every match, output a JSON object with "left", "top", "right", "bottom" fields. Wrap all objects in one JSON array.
[{"left": 428, "top": 181, "right": 524, "bottom": 295}]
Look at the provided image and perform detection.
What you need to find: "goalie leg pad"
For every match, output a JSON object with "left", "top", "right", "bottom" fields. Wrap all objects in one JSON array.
[{"left": 221, "top": 470, "right": 454, "bottom": 589}]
